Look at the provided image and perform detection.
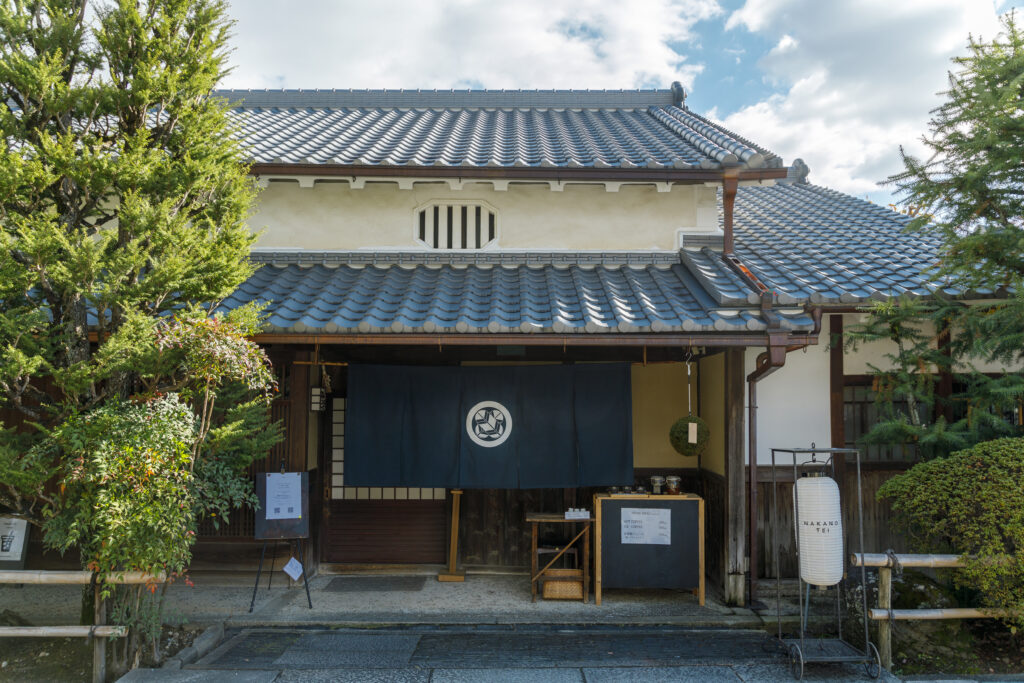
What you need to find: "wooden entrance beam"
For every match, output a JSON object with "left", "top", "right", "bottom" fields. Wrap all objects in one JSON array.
[{"left": 438, "top": 489, "right": 465, "bottom": 582}]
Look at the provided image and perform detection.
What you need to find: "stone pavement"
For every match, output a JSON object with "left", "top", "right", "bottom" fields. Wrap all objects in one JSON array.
[{"left": 119, "top": 625, "right": 899, "bottom": 682}]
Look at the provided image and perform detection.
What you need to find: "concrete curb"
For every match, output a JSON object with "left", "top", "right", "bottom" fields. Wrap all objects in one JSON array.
[
  {"left": 224, "top": 615, "right": 768, "bottom": 630},
  {"left": 161, "top": 622, "right": 224, "bottom": 669}
]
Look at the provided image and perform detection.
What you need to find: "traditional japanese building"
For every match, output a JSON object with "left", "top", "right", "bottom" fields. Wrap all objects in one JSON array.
[{"left": 193, "top": 84, "right": 955, "bottom": 605}]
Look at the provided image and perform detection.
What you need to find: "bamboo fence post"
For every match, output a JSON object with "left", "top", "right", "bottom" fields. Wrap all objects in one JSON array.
[
  {"left": 93, "top": 585, "right": 106, "bottom": 683},
  {"left": 878, "top": 565, "right": 892, "bottom": 671}
]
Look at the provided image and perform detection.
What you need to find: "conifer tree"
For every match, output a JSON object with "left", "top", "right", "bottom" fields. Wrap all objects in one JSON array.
[
  {"left": 0, "top": 2, "right": 277, "bottom": 664},
  {"left": 0, "top": 0, "right": 267, "bottom": 510},
  {"left": 850, "top": 13, "right": 1024, "bottom": 458}
]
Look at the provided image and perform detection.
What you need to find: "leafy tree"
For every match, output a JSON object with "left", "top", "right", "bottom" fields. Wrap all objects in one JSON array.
[
  {"left": 0, "top": 0, "right": 279, "bottom": 670},
  {"left": 849, "top": 13, "right": 1024, "bottom": 459}
]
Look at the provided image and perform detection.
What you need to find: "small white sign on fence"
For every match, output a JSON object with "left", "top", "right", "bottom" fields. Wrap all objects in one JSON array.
[{"left": 0, "top": 516, "right": 28, "bottom": 565}]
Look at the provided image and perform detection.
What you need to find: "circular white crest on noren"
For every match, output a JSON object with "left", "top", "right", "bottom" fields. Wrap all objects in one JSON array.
[{"left": 466, "top": 401, "right": 512, "bottom": 448}]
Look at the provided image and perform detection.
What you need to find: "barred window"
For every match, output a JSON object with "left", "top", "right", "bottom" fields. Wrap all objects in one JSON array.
[{"left": 415, "top": 201, "right": 497, "bottom": 249}]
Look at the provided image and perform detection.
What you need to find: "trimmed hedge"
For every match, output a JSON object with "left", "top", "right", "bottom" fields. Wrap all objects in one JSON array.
[{"left": 879, "top": 437, "right": 1024, "bottom": 626}]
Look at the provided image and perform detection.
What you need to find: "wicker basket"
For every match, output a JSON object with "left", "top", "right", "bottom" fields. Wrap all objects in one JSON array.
[{"left": 542, "top": 578, "right": 583, "bottom": 600}]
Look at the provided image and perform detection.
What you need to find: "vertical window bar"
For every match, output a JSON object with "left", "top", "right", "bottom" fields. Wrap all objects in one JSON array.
[
  {"left": 433, "top": 205, "right": 439, "bottom": 248},
  {"left": 419, "top": 210, "right": 426, "bottom": 242},
  {"left": 446, "top": 206, "right": 453, "bottom": 249},
  {"left": 460, "top": 206, "right": 468, "bottom": 249},
  {"left": 475, "top": 206, "right": 482, "bottom": 248},
  {"left": 488, "top": 212, "right": 495, "bottom": 242}
]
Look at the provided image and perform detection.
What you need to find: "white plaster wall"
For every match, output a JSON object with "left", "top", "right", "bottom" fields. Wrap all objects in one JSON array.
[
  {"left": 249, "top": 180, "right": 717, "bottom": 251},
  {"left": 841, "top": 312, "right": 1023, "bottom": 374},
  {"left": 841, "top": 312, "right": 906, "bottom": 375},
  {"left": 745, "top": 342, "right": 832, "bottom": 465}
]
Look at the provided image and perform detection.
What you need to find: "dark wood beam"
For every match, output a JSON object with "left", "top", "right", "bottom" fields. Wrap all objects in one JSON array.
[
  {"left": 830, "top": 314, "right": 845, "bottom": 449},
  {"left": 249, "top": 162, "right": 789, "bottom": 185},
  {"left": 252, "top": 332, "right": 820, "bottom": 348}
]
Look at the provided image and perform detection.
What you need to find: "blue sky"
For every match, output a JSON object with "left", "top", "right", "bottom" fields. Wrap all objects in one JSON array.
[{"left": 223, "top": 0, "right": 1016, "bottom": 204}]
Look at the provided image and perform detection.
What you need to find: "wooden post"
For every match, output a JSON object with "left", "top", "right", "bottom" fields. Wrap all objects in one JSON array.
[
  {"left": 438, "top": 489, "right": 465, "bottom": 582},
  {"left": 879, "top": 565, "right": 892, "bottom": 671},
  {"left": 530, "top": 519, "right": 538, "bottom": 602},
  {"left": 92, "top": 586, "right": 106, "bottom": 683},
  {"left": 594, "top": 494, "right": 603, "bottom": 605},
  {"left": 724, "top": 348, "right": 747, "bottom": 605}
]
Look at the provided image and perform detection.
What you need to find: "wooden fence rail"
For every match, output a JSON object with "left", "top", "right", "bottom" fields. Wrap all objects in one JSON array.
[
  {"left": 851, "top": 553, "right": 1017, "bottom": 670},
  {"left": 0, "top": 570, "right": 166, "bottom": 683}
]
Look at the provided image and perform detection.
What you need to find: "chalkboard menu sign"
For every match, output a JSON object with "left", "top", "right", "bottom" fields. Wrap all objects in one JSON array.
[
  {"left": 254, "top": 472, "right": 310, "bottom": 540},
  {"left": 594, "top": 494, "right": 704, "bottom": 605}
]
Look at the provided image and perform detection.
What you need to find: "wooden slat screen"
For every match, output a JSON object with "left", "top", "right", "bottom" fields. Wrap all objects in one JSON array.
[{"left": 323, "top": 500, "right": 446, "bottom": 564}]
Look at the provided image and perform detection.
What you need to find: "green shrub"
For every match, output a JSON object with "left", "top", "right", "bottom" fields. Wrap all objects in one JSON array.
[
  {"left": 42, "top": 395, "right": 198, "bottom": 579},
  {"left": 879, "top": 437, "right": 1024, "bottom": 625}
]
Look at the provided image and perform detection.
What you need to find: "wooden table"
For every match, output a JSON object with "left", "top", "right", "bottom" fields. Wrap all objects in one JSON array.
[{"left": 525, "top": 512, "right": 592, "bottom": 603}]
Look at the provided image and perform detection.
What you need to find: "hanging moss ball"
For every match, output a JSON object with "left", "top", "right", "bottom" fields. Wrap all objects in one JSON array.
[{"left": 669, "top": 416, "right": 710, "bottom": 458}]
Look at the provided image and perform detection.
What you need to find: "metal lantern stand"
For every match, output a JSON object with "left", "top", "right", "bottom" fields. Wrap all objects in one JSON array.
[{"left": 769, "top": 447, "right": 881, "bottom": 680}]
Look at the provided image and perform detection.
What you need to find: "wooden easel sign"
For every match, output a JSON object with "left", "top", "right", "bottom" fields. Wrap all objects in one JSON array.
[
  {"left": 249, "top": 472, "right": 313, "bottom": 612},
  {"left": 255, "top": 472, "right": 310, "bottom": 541}
]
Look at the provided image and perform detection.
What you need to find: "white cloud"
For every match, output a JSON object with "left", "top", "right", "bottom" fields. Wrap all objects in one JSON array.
[
  {"left": 719, "top": 0, "right": 1005, "bottom": 197},
  {"left": 221, "top": 0, "right": 721, "bottom": 91}
]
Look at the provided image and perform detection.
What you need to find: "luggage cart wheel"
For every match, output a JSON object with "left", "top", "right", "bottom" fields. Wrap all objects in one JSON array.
[
  {"left": 865, "top": 642, "right": 881, "bottom": 679},
  {"left": 789, "top": 643, "right": 804, "bottom": 680}
]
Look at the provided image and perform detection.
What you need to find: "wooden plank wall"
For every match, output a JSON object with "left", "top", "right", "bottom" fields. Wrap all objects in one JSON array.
[
  {"left": 755, "top": 468, "right": 909, "bottom": 579},
  {"left": 458, "top": 488, "right": 578, "bottom": 567}
]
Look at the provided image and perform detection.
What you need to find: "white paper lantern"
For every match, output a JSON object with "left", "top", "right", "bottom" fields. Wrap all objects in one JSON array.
[{"left": 794, "top": 475, "right": 844, "bottom": 586}]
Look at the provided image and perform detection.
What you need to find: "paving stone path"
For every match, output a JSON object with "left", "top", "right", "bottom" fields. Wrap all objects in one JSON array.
[{"left": 119, "top": 625, "right": 899, "bottom": 682}]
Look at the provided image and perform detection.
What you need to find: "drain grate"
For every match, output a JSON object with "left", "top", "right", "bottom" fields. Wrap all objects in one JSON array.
[{"left": 325, "top": 576, "right": 427, "bottom": 592}]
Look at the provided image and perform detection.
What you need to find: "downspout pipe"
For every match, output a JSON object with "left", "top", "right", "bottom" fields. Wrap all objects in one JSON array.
[
  {"left": 722, "top": 170, "right": 740, "bottom": 255},
  {"left": 745, "top": 307, "right": 822, "bottom": 605}
]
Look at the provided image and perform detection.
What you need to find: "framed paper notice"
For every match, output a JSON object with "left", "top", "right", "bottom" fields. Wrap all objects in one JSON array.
[
  {"left": 254, "top": 472, "right": 310, "bottom": 540},
  {"left": 621, "top": 507, "right": 671, "bottom": 545},
  {"left": 266, "top": 472, "right": 302, "bottom": 520},
  {"left": 0, "top": 516, "right": 30, "bottom": 569}
]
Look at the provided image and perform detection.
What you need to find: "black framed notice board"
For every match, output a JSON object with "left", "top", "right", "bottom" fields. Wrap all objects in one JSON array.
[
  {"left": 254, "top": 472, "right": 310, "bottom": 540},
  {"left": 594, "top": 494, "right": 704, "bottom": 605}
]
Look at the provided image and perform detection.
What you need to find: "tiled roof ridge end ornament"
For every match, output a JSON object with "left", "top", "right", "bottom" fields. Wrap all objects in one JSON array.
[
  {"left": 671, "top": 81, "right": 685, "bottom": 108},
  {"left": 789, "top": 158, "right": 810, "bottom": 184}
]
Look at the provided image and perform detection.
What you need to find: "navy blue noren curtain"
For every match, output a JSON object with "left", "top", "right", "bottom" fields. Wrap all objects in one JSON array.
[{"left": 345, "top": 363, "right": 632, "bottom": 489}]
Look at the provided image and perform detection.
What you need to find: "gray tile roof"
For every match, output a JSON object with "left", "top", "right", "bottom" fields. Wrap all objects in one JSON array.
[
  {"left": 224, "top": 257, "right": 813, "bottom": 335},
  {"left": 250, "top": 250, "right": 683, "bottom": 268},
  {"left": 215, "top": 89, "right": 780, "bottom": 171},
  {"left": 679, "top": 182, "right": 949, "bottom": 305}
]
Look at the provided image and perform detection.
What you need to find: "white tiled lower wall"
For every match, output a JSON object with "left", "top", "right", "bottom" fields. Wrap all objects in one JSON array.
[{"left": 330, "top": 397, "right": 446, "bottom": 501}]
